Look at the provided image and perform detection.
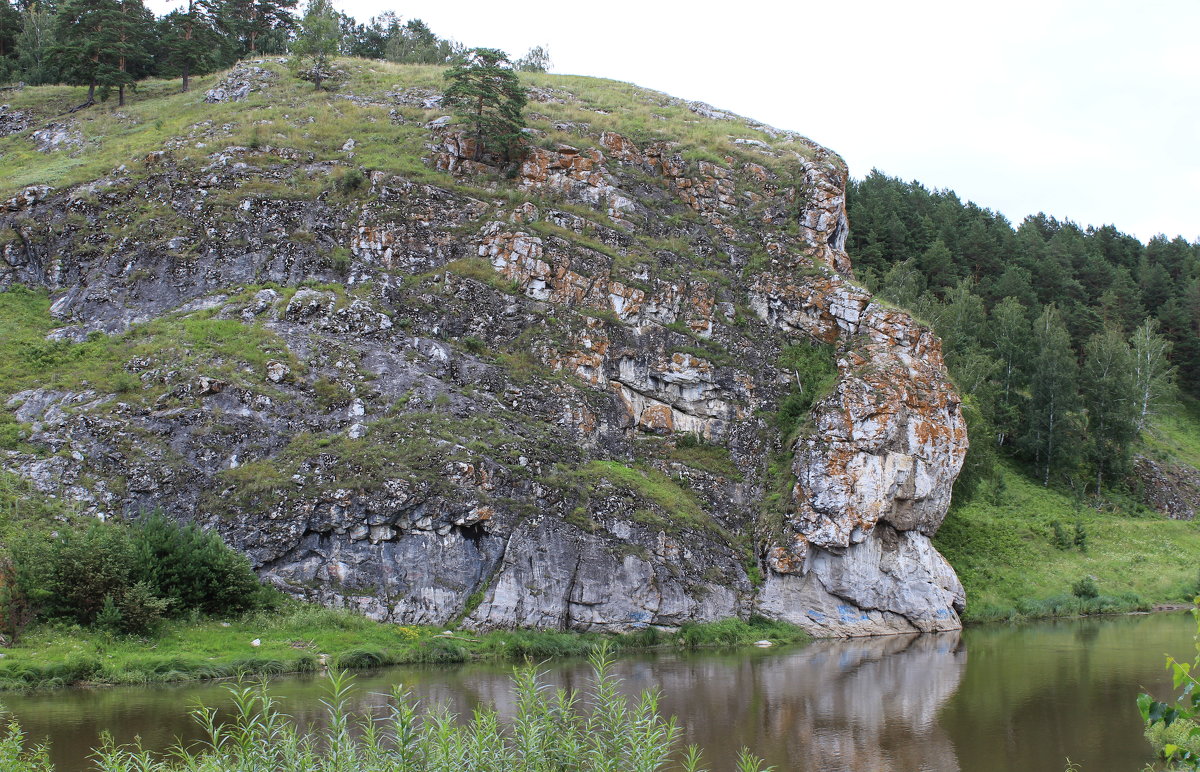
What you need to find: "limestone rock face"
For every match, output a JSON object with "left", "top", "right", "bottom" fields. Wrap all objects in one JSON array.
[
  {"left": 204, "top": 62, "right": 277, "bottom": 103},
  {"left": 0, "top": 78, "right": 966, "bottom": 637}
]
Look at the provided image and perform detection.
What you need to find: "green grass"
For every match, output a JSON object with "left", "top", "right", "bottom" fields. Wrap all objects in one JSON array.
[
  {"left": 1144, "top": 396, "right": 1200, "bottom": 470},
  {"left": 936, "top": 461, "right": 1200, "bottom": 622},
  {"left": 0, "top": 605, "right": 807, "bottom": 691},
  {"left": 0, "top": 60, "right": 457, "bottom": 198},
  {"left": 559, "top": 460, "right": 715, "bottom": 535},
  {"left": 0, "top": 285, "right": 301, "bottom": 407},
  {"left": 0, "top": 55, "right": 833, "bottom": 210},
  {"left": 663, "top": 441, "right": 742, "bottom": 479}
]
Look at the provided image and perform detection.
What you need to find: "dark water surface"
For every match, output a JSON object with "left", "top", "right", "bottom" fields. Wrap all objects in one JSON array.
[{"left": 3, "top": 612, "right": 1193, "bottom": 771}]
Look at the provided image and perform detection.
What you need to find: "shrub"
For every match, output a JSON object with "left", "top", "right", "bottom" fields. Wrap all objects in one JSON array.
[
  {"left": 8, "top": 513, "right": 264, "bottom": 631},
  {"left": 114, "top": 582, "right": 175, "bottom": 636},
  {"left": 335, "top": 648, "right": 388, "bottom": 669},
  {"left": 774, "top": 342, "right": 837, "bottom": 437},
  {"left": 1073, "top": 521, "right": 1089, "bottom": 553},
  {"left": 1139, "top": 604, "right": 1200, "bottom": 769},
  {"left": 11, "top": 521, "right": 135, "bottom": 625},
  {"left": 1071, "top": 576, "right": 1099, "bottom": 600},
  {"left": 1050, "top": 520, "right": 1071, "bottom": 550},
  {"left": 128, "top": 513, "right": 262, "bottom": 617},
  {"left": 335, "top": 167, "right": 365, "bottom": 195},
  {"left": 0, "top": 558, "right": 33, "bottom": 646}
]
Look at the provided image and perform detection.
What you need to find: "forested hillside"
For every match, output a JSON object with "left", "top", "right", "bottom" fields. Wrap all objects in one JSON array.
[
  {"left": 846, "top": 172, "right": 1200, "bottom": 616},
  {"left": 848, "top": 171, "right": 1198, "bottom": 494}
]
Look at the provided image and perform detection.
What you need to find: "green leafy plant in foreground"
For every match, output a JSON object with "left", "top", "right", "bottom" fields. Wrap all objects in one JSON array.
[
  {"left": 1139, "top": 602, "right": 1200, "bottom": 769},
  {"left": 0, "top": 644, "right": 774, "bottom": 771}
]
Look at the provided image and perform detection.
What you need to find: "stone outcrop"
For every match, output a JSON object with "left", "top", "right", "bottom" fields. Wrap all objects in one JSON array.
[
  {"left": 0, "top": 75, "right": 967, "bottom": 637},
  {"left": 1135, "top": 454, "right": 1200, "bottom": 520},
  {"left": 204, "top": 62, "right": 277, "bottom": 103},
  {"left": 30, "top": 121, "right": 82, "bottom": 153},
  {"left": 0, "top": 104, "right": 29, "bottom": 138}
]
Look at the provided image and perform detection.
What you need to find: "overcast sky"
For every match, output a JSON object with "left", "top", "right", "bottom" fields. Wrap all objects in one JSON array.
[{"left": 154, "top": 0, "right": 1199, "bottom": 242}]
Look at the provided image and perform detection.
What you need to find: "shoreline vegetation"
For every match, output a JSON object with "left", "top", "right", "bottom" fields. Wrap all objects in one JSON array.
[
  {"left": 0, "top": 609, "right": 807, "bottom": 692},
  {"left": 4, "top": 645, "right": 781, "bottom": 772},
  {"left": 3, "top": 600, "right": 1195, "bottom": 695}
]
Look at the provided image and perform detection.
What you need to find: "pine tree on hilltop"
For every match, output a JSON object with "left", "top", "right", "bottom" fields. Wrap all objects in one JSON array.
[
  {"left": 291, "top": 0, "right": 338, "bottom": 90},
  {"left": 52, "top": 0, "right": 151, "bottom": 107},
  {"left": 51, "top": 0, "right": 110, "bottom": 105},
  {"left": 159, "top": 0, "right": 222, "bottom": 92},
  {"left": 443, "top": 47, "right": 527, "bottom": 163},
  {"left": 105, "top": 0, "right": 153, "bottom": 106},
  {"left": 216, "top": 0, "right": 295, "bottom": 55}
]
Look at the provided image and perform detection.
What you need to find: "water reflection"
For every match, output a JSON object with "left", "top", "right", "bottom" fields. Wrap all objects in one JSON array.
[
  {"left": 747, "top": 633, "right": 965, "bottom": 771},
  {"left": 3, "top": 613, "right": 1191, "bottom": 772}
]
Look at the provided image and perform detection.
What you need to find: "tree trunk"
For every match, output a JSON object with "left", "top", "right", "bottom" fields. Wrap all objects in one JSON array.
[
  {"left": 182, "top": 18, "right": 193, "bottom": 92},
  {"left": 250, "top": 30, "right": 257, "bottom": 54},
  {"left": 87, "top": 81, "right": 95, "bottom": 102},
  {"left": 118, "top": 83, "right": 125, "bottom": 106}
]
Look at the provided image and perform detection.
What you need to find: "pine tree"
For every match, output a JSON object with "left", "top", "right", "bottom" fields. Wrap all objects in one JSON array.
[
  {"left": 443, "top": 47, "right": 527, "bottom": 163},
  {"left": 1022, "top": 304, "right": 1081, "bottom": 486},
  {"left": 216, "top": 0, "right": 294, "bottom": 55},
  {"left": 917, "top": 237, "right": 956, "bottom": 291},
  {"left": 52, "top": 0, "right": 150, "bottom": 106},
  {"left": 51, "top": 0, "right": 108, "bottom": 104},
  {"left": 290, "top": 0, "right": 337, "bottom": 90},
  {"left": 105, "top": 0, "right": 153, "bottom": 106},
  {"left": 159, "top": 0, "right": 221, "bottom": 92},
  {"left": 1081, "top": 328, "right": 1138, "bottom": 489}
]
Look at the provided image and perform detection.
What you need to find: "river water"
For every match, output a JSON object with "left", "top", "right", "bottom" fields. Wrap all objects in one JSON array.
[{"left": 2, "top": 612, "right": 1194, "bottom": 771}]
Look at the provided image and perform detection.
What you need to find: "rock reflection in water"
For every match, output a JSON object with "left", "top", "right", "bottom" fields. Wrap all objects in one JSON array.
[
  {"left": 393, "top": 631, "right": 967, "bottom": 772},
  {"left": 6, "top": 613, "right": 1192, "bottom": 772},
  {"left": 730, "top": 632, "right": 964, "bottom": 771}
]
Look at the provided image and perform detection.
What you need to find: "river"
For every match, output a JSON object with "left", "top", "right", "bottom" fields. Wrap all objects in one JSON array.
[{"left": 2, "top": 612, "right": 1194, "bottom": 771}]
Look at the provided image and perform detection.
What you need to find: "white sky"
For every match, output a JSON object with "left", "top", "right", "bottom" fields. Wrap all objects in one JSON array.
[{"left": 153, "top": 0, "right": 1200, "bottom": 242}]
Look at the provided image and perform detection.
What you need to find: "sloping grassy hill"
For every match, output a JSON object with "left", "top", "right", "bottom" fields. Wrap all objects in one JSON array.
[
  {"left": 937, "top": 410, "right": 1200, "bottom": 621},
  {"left": 0, "top": 58, "right": 821, "bottom": 199}
]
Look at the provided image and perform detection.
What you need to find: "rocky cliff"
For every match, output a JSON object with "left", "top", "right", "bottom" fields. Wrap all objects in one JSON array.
[{"left": 0, "top": 61, "right": 968, "bottom": 636}]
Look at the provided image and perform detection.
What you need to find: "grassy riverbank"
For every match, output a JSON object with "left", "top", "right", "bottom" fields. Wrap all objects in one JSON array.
[
  {"left": 0, "top": 606, "right": 806, "bottom": 691},
  {"left": 936, "top": 457, "right": 1200, "bottom": 624}
]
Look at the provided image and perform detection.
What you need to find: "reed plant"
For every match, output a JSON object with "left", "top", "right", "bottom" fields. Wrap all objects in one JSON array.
[{"left": 0, "top": 643, "right": 773, "bottom": 771}]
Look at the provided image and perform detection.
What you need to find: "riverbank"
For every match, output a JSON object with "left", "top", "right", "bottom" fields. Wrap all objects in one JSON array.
[
  {"left": 0, "top": 605, "right": 807, "bottom": 691},
  {"left": 936, "top": 459, "right": 1200, "bottom": 624}
]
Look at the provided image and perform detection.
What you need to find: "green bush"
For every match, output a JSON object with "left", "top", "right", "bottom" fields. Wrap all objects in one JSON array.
[
  {"left": 1139, "top": 606, "right": 1200, "bottom": 769},
  {"left": 12, "top": 521, "right": 136, "bottom": 625},
  {"left": 335, "top": 167, "right": 365, "bottom": 194},
  {"left": 129, "top": 513, "right": 262, "bottom": 617},
  {"left": 335, "top": 648, "right": 388, "bottom": 669},
  {"left": 9, "top": 513, "right": 264, "bottom": 631},
  {"left": 1071, "top": 576, "right": 1099, "bottom": 599},
  {"left": 774, "top": 341, "right": 837, "bottom": 437}
]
